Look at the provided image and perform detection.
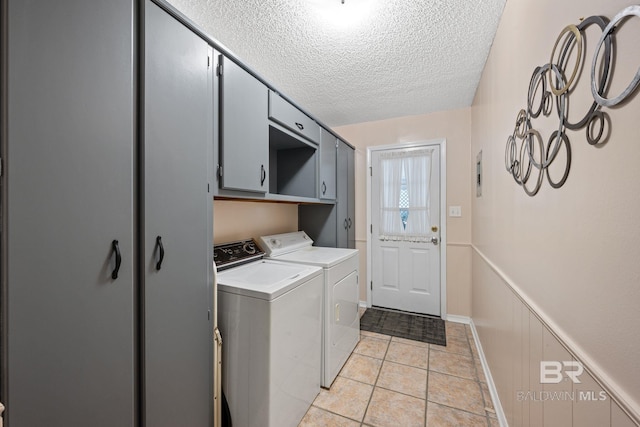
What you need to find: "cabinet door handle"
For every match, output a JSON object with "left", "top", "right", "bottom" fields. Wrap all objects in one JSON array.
[
  {"left": 344, "top": 219, "right": 348, "bottom": 230},
  {"left": 155, "top": 236, "right": 165, "bottom": 271},
  {"left": 111, "top": 240, "right": 122, "bottom": 280},
  {"left": 348, "top": 218, "right": 352, "bottom": 229},
  {"left": 321, "top": 181, "right": 326, "bottom": 195},
  {"left": 260, "top": 164, "right": 266, "bottom": 186},
  {"left": 295, "top": 122, "right": 304, "bottom": 130}
]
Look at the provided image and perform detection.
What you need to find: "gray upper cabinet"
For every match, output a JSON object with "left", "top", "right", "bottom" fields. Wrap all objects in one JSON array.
[
  {"left": 144, "top": 2, "right": 213, "bottom": 426},
  {"left": 337, "top": 140, "right": 356, "bottom": 249},
  {"left": 319, "top": 128, "right": 337, "bottom": 200},
  {"left": 219, "top": 55, "right": 269, "bottom": 193},
  {"left": 4, "top": 1, "right": 135, "bottom": 426},
  {"left": 269, "top": 91, "right": 320, "bottom": 145}
]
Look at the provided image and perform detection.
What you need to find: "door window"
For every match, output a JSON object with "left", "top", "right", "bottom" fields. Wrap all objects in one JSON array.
[{"left": 379, "top": 148, "right": 434, "bottom": 241}]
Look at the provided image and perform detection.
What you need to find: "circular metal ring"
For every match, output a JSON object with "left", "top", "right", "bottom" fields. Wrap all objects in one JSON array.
[
  {"left": 518, "top": 134, "right": 533, "bottom": 185},
  {"left": 545, "top": 131, "right": 571, "bottom": 188},
  {"left": 542, "top": 91, "right": 553, "bottom": 116},
  {"left": 511, "top": 160, "right": 522, "bottom": 184},
  {"left": 505, "top": 134, "right": 517, "bottom": 172},
  {"left": 591, "top": 5, "right": 640, "bottom": 107},
  {"left": 514, "top": 109, "right": 529, "bottom": 138},
  {"left": 555, "top": 15, "right": 612, "bottom": 130},
  {"left": 549, "top": 24, "right": 582, "bottom": 96},
  {"left": 521, "top": 129, "right": 544, "bottom": 196},
  {"left": 586, "top": 110, "right": 605, "bottom": 145},
  {"left": 544, "top": 65, "right": 568, "bottom": 168},
  {"left": 527, "top": 66, "right": 547, "bottom": 118}
]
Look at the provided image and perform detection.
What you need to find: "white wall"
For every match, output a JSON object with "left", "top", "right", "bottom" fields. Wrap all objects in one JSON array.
[
  {"left": 471, "top": 0, "right": 640, "bottom": 424},
  {"left": 213, "top": 200, "right": 298, "bottom": 244}
]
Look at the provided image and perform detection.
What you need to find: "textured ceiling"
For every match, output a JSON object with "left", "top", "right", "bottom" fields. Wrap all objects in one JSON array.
[{"left": 166, "top": 0, "right": 506, "bottom": 127}]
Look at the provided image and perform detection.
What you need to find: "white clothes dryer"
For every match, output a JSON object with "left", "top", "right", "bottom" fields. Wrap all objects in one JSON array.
[
  {"left": 214, "top": 239, "right": 323, "bottom": 427},
  {"left": 258, "top": 231, "right": 360, "bottom": 388}
]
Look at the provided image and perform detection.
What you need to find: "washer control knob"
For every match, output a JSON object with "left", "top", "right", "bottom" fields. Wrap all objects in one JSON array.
[{"left": 243, "top": 242, "right": 256, "bottom": 254}]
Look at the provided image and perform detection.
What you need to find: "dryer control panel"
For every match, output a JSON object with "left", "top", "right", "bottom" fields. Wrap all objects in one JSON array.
[{"left": 258, "top": 231, "right": 314, "bottom": 257}]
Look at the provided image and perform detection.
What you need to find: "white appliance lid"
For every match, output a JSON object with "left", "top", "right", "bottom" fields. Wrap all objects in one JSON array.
[
  {"left": 258, "top": 231, "right": 314, "bottom": 257},
  {"left": 216, "top": 259, "right": 321, "bottom": 300},
  {"left": 267, "top": 246, "right": 358, "bottom": 268}
]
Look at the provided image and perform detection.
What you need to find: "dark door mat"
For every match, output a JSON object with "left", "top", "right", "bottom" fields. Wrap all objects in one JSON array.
[{"left": 360, "top": 307, "right": 446, "bottom": 346}]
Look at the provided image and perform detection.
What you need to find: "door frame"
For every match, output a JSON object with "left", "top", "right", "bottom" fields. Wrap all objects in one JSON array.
[{"left": 366, "top": 138, "right": 447, "bottom": 318}]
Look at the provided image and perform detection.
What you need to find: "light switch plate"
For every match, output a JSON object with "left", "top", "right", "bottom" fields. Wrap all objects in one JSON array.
[{"left": 449, "top": 206, "right": 462, "bottom": 217}]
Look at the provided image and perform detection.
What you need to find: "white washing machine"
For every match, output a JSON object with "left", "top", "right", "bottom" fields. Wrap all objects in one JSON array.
[
  {"left": 258, "top": 231, "right": 360, "bottom": 388},
  {"left": 214, "top": 239, "right": 323, "bottom": 427}
]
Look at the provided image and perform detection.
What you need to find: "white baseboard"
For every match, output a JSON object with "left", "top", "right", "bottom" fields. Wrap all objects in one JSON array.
[
  {"left": 445, "top": 314, "right": 471, "bottom": 324},
  {"left": 469, "top": 319, "right": 508, "bottom": 427},
  {"left": 359, "top": 301, "right": 368, "bottom": 310}
]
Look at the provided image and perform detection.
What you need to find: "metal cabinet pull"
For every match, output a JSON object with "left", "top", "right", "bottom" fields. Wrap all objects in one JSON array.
[
  {"left": 260, "top": 164, "right": 266, "bottom": 186},
  {"left": 295, "top": 122, "right": 304, "bottom": 130},
  {"left": 348, "top": 218, "right": 352, "bottom": 229},
  {"left": 321, "top": 181, "right": 326, "bottom": 195},
  {"left": 155, "top": 236, "right": 165, "bottom": 270},
  {"left": 344, "top": 219, "right": 348, "bottom": 230},
  {"left": 111, "top": 240, "right": 122, "bottom": 280}
]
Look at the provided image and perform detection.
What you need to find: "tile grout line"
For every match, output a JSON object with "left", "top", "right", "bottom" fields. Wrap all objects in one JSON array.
[
  {"left": 306, "top": 331, "right": 388, "bottom": 426},
  {"left": 425, "top": 323, "right": 494, "bottom": 426},
  {"left": 359, "top": 333, "right": 392, "bottom": 427},
  {"left": 424, "top": 398, "right": 494, "bottom": 421},
  {"left": 350, "top": 338, "right": 436, "bottom": 401}
]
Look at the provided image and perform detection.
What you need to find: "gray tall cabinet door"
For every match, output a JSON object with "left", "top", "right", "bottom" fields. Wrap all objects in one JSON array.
[
  {"left": 337, "top": 141, "right": 356, "bottom": 249},
  {"left": 347, "top": 144, "right": 356, "bottom": 249},
  {"left": 219, "top": 56, "right": 269, "bottom": 193},
  {"left": 4, "top": 1, "right": 135, "bottom": 426},
  {"left": 143, "top": 2, "right": 212, "bottom": 427}
]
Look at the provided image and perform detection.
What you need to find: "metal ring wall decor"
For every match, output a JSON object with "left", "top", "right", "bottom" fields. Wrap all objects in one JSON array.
[
  {"left": 549, "top": 25, "right": 583, "bottom": 96},
  {"left": 505, "top": 5, "right": 639, "bottom": 196},
  {"left": 591, "top": 5, "right": 640, "bottom": 107}
]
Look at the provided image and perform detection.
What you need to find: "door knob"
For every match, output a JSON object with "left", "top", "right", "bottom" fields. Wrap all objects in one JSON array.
[{"left": 431, "top": 236, "right": 439, "bottom": 245}]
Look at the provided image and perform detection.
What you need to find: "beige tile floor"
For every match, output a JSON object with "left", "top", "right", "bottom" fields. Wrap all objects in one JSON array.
[{"left": 298, "top": 320, "right": 498, "bottom": 427}]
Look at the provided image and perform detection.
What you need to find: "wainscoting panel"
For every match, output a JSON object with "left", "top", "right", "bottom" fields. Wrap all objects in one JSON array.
[{"left": 471, "top": 247, "right": 639, "bottom": 427}]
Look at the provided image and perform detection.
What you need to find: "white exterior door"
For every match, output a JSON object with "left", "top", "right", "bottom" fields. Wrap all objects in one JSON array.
[{"left": 370, "top": 144, "right": 441, "bottom": 315}]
